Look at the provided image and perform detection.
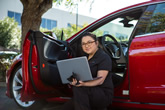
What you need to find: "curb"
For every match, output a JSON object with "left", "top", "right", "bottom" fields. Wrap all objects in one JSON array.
[{"left": 0, "top": 82, "right": 6, "bottom": 87}]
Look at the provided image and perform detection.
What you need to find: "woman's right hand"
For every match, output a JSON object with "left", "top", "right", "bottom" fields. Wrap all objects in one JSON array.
[{"left": 70, "top": 78, "right": 78, "bottom": 86}]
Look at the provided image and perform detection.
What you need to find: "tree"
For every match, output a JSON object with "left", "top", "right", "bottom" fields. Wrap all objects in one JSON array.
[
  {"left": 20, "top": 0, "right": 94, "bottom": 51},
  {"left": 20, "top": 0, "right": 53, "bottom": 51},
  {"left": 0, "top": 17, "right": 21, "bottom": 49}
]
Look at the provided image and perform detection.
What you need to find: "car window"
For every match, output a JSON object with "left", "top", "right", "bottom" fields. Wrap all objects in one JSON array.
[
  {"left": 92, "top": 11, "right": 142, "bottom": 43},
  {"left": 145, "top": 3, "right": 165, "bottom": 33},
  {"left": 133, "top": 5, "right": 156, "bottom": 36},
  {"left": 134, "top": 3, "right": 165, "bottom": 36}
]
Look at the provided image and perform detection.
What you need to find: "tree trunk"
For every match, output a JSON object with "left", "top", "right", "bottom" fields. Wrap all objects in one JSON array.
[{"left": 20, "top": 0, "right": 53, "bottom": 51}]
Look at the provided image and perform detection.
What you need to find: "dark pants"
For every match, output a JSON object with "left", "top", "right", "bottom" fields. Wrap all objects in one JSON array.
[{"left": 62, "top": 86, "right": 113, "bottom": 110}]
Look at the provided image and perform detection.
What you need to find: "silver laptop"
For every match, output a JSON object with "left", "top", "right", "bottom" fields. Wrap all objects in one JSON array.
[{"left": 57, "top": 56, "right": 94, "bottom": 84}]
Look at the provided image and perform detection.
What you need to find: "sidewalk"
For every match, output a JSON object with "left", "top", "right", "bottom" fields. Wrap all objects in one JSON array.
[{"left": 0, "top": 82, "right": 6, "bottom": 87}]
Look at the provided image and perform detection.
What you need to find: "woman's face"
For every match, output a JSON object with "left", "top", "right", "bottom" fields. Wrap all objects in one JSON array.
[{"left": 81, "top": 36, "right": 98, "bottom": 55}]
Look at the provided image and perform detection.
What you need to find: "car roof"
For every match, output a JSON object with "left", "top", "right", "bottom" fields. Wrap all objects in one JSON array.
[
  {"left": 0, "top": 51, "right": 17, "bottom": 55},
  {"left": 67, "top": 0, "right": 165, "bottom": 43}
]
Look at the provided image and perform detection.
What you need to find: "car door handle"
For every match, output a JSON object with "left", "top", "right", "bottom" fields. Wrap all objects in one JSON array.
[{"left": 33, "top": 65, "right": 38, "bottom": 68}]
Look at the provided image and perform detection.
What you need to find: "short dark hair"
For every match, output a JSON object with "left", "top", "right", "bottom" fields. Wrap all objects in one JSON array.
[{"left": 81, "top": 32, "right": 97, "bottom": 41}]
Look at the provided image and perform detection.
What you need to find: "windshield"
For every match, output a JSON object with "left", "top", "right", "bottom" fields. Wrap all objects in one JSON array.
[{"left": 93, "top": 16, "right": 138, "bottom": 43}]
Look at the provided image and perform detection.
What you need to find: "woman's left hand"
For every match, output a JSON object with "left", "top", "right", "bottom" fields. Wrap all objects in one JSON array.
[
  {"left": 70, "top": 78, "right": 85, "bottom": 87},
  {"left": 75, "top": 80, "right": 85, "bottom": 87}
]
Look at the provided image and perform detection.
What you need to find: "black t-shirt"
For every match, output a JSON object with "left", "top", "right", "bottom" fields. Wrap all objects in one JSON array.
[{"left": 88, "top": 48, "right": 113, "bottom": 89}]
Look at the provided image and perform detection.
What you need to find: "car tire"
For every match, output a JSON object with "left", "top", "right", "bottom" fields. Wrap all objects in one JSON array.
[{"left": 10, "top": 65, "right": 45, "bottom": 109}]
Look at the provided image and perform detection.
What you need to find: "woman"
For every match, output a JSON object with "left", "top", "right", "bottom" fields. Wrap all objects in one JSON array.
[{"left": 63, "top": 32, "right": 113, "bottom": 110}]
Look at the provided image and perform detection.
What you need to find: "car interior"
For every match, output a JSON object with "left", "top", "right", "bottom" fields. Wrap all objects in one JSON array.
[{"left": 69, "top": 9, "right": 144, "bottom": 86}]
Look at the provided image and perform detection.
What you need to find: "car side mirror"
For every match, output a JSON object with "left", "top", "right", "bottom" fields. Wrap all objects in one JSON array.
[{"left": 124, "top": 23, "right": 134, "bottom": 27}]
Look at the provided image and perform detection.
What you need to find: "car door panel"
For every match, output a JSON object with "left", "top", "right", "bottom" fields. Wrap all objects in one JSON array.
[
  {"left": 129, "top": 33, "right": 165, "bottom": 103},
  {"left": 21, "top": 30, "right": 69, "bottom": 101},
  {"left": 35, "top": 32, "right": 68, "bottom": 86}
]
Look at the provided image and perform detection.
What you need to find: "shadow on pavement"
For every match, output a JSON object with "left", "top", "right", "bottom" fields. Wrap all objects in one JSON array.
[
  {"left": 0, "top": 86, "right": 122, "bottom": 110},
  {"left": 0, "top": 87, "right": 63, "bottom": 110}
]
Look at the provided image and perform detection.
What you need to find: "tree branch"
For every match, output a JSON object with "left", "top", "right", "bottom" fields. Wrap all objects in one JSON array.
[
  {"left": 20, "top": 0, "right": 28, "bottom": 7},
  {"left": 38, "top": 0, "right": 53, "bottom": 16},
  {"left": 37, "top": 0, "right": 44, "bottom": 4}
]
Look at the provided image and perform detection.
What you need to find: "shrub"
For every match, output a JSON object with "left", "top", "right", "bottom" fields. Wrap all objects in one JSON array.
[
  {"left": 40, "top": 23, "right": 89, "bottom": 40},
  {"left": 0, "top": 17, "right": 21, "bottom": 50}
]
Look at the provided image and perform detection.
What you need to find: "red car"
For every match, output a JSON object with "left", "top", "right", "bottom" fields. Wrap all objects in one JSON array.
[{"left": 6, "top": 0, "right": 165, "bottom": 109}]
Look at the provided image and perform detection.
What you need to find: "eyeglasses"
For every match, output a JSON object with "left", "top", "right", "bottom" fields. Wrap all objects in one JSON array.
[{"left": 81, "top": 41, "right": 96, "bottom": 47}]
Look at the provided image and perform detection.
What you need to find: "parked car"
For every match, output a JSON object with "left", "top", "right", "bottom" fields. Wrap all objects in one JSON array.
[
  {"left": 0, "top": 51, "right": 18, "bottom": 81},
  {"left": 6, "top": 0, "right": 165, "bottom": 109},
  {"left": 0, "top": 51, "right": 18, "bottom": 61}
]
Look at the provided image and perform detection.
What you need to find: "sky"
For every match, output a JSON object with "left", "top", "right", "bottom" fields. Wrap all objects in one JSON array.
[{"left": 54, "top": 0, "right": 149, "bottom": 19}]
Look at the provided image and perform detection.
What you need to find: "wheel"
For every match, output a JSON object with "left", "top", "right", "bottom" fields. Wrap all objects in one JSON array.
[
  {"left": 11, "top": 65, "right": 44, "bottom": 109},
  {"left": 101, "top": 34, "right": 122, "bottom": 60}
]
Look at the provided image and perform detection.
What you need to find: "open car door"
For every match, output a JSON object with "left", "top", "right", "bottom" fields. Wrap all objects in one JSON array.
[{"left": 21, "top": 30, "right": 70, "bottom": 101}]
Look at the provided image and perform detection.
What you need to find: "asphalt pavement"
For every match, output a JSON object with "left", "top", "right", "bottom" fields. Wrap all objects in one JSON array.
[
  {"left": 0, "top": 82, "right": 122, "bottom": 110},
  {"left": 0, "top": 82, "right": 63, "bottom": 110}
]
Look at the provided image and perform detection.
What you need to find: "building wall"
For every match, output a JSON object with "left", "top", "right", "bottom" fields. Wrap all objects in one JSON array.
[
  {"left": 0, "top": 0, "right": 96, "bottom": 29},
  {"left": 0, "top": 0, "right": 23, "bottom": 19}
]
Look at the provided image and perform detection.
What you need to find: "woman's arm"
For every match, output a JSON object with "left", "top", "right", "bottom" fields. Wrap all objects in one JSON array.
[{"left": 71, "top": 70, "right": 109, "bottom": 87}]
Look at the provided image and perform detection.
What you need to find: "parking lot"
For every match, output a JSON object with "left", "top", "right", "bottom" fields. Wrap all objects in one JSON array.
[{"left": 0, "top": 82, "right": 63, "bottom": 110}]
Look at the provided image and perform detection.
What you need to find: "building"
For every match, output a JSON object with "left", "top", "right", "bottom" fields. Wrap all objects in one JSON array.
[{"left": 0, "top": 0, "right": 96, "bottom": 30}]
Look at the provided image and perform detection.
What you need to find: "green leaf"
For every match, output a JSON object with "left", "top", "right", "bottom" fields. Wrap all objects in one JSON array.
[{"left": 0, "top": 17, "right": 21, "bottom": 50}]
